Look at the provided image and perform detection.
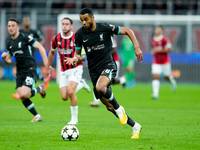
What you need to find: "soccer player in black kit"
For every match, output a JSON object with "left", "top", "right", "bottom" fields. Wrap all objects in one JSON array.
[
  {"left": 12, "top": 17, "right": 47, "bottom": 100},
  {"left": 66, "top": 8, "right": 143, "bottom": 139},
  {"left": 1, "top": 18, "right": 48, "bottom": 122}
]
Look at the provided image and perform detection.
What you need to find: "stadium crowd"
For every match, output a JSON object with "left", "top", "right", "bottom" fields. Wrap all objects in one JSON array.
[{"left": 0, "top": 0, "right": 199, "bottom": 17}]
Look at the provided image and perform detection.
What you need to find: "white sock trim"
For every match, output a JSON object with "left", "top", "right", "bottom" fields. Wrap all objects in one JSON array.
[{"left": 27, "top": 103, "right": 34, "bottom": 110}]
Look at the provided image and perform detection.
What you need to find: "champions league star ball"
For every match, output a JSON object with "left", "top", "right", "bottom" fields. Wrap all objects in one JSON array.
[{"left": 61, "top": 125, "right": 79, "bottom": 141}]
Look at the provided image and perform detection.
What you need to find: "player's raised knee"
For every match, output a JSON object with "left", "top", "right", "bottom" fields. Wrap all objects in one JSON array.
[
  {"left": 95, "top": 84, "right": 105, "bottom": 93},
  {"left": 19, "top": 93, "right": 30, "bottom": 100},
  {"left": 61, "top": 95, "right": 69, "bottom": 101}
]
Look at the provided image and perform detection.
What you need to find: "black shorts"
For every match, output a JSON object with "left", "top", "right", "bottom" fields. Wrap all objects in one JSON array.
[
  {"left": 89, "top": 64, "right": 117, "bottom": 87},
  {"left": 16, "top": 70, "right": 37, "bottom": 89}
]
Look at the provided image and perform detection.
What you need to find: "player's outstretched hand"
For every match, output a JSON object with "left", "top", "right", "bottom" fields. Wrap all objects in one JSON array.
[
  {"left": 135, "top": 48, "right": 143, "bottom": 62},
  {"left": 64, "top": 57, "right": 78, "bottom": 66},
  {"left": 1, "top": 51, "right": 9, "bottom": 59},
  {"left": 1, "top": 51, "right": 11, "bottom": 64},
  {"left": 44, "top": 66, "right": 54, "bottom": 78}
]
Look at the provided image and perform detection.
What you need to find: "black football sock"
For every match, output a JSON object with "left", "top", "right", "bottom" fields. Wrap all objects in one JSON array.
[
  {"left": 108, "top": 97, "right": 120, "bottom": 110},
  {"left": 103, "top": 87, "right": 120, "bottom": 110},
  {"left": 31, "top": 87, "right": 41, "bottom": 97},
  {"left": 112, "top": 78, "right": 120, "bottom": 84},
  {"left": 22, "top": 99, "right": 38, "bottom": 116},
  {"left": 127, "top": 114, "right": 135, "bottom": 127},
  {"left": 103, "top": 86, "right": 112, "bottom": 99}
]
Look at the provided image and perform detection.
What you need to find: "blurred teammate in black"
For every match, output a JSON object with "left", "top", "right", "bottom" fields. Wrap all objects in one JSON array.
[
  {"left": 66, "top": 8, "right": 143, "bottom": 139},
  {"left": 1, "top": 18, "right": 48, "bottom": 122},
  {"left": 12, "top": 17, "right": 49, "bottom": 100}
]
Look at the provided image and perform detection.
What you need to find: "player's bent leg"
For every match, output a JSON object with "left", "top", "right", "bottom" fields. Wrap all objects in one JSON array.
[
  {"left": 60, "top": 86, "right": 70, "bottom": 101},
  {"left": 21, "top": 98, "right": 42, "bottom": 122},
  {"left": 38, "top": 83, "right": 46, "bottom": 98},
  {"left": 100, "top": 97, "right": 118, "bottom": 118},
  {"left": 96, "top": 76, "right": 128, "bottom": 125},
  {"left": 19, "top": 86, "right": 32, "bottom": 100},
  {"left": 29, "top": 83, "right": 46, "bottom": 99}
]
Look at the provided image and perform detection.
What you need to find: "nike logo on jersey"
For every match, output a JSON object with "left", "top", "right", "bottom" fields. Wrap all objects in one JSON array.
[
  {"left": 58, "top": 42, "right": 61, "bottom": 45},
  {"left": 9, "top": 46, "right": 12, "bottom": 49},
  {"left": 83, "top": 39, "right": 88, "bottom": 42}
]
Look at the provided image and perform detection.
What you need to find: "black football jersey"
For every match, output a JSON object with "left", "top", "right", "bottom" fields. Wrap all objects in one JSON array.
[
  {"left": 19, "top": 29, "right": 43, "bottom": 57},
  {"left": 75, "top": 22, "right": 121, "bottom": 72},
  {"left": 6, "top": 33, "right": 37, "bottom": 73}
]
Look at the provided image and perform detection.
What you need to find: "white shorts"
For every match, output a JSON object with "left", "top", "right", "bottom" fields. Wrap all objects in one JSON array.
[
  {"left": 151, "top": 63, "right": 171, "bottom": 76},
  {"left": 59, "top": 65, "right": 83, "bottom": 88}
]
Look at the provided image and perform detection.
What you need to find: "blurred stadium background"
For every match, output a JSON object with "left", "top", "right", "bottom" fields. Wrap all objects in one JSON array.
[{"left": 0, "top": 0, "right": 199, "bottom": 83}]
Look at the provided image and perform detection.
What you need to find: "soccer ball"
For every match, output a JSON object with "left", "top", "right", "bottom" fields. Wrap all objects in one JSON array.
[{"left": 61, "top": 125, "right": 79, "bottom": 141}]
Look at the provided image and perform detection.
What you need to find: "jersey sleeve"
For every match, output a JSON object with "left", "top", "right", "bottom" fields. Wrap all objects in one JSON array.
[
  {"left": 105, "top": 23, "right": 121, "bottom": 35},
  {"left": 26, "top": 34, "right": 36, "bottom": 46},
  {"left": 164, "top": 37, "right": 172, "bottom": 49},
  {"left": 6, "top": 41, "right": 12, "bottom": 56},
  {"left": 112, "top": 36, "right": 117, "bottom": 48},
  {"left": 51, "top": 36, "right": 57, "bottom": 51},
  {"left": 36, "top": 30, "right": 43, "bottom": 41},
  {"left": 75, "top": 32, "right": 82, "bottom": 50}
]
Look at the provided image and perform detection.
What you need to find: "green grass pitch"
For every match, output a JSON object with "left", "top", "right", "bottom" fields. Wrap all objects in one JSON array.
[{"left": 0, "top": 80, "right": 200, "bottom": 150}]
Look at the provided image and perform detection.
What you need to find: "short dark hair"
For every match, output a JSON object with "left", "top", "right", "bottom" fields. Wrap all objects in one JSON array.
[
  {"left": 156, "top": 25, "right": 164, "bottom": 30},
  {"left": 8, "top": 18, "right": 20, "bottom": 25},
  {"left": 80, "top": 8, "right": 93, "bottom": 16},
  {"left": 61, "top": 17, "right": 73, "bottom": 25}
]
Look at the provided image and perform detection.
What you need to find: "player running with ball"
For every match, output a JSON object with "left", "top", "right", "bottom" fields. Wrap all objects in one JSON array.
[{"left": 66, "top": 8, "right": 143, "bottom": 139}]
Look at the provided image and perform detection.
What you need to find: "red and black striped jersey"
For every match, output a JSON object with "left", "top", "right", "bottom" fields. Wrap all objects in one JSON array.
[{"left": 51, "top": 32, "right": 83, "bottom": 72}]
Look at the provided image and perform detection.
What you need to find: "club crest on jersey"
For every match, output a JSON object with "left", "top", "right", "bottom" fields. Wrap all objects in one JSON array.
[
  {"left": 18, "top": 42, "right": 22, "bottom": 48},
  {"left": 100, "top": 34, "right": 104, "bottom": 41}
]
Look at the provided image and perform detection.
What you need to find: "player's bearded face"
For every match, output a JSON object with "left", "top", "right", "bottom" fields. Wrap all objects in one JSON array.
[
  {"left": 8, "top": 21, "right": 19, "bottom": 36},
  {"left": 80, "top": 14, "right": 93, "bottom": 30}
]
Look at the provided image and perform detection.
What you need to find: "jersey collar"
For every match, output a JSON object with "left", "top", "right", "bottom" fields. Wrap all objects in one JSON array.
[
  {"left": 153, "top": 34, "right": 164, "bottom": 41},
  {"left": 61, "top": 32, "right": 73, "bottom": 39}
]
